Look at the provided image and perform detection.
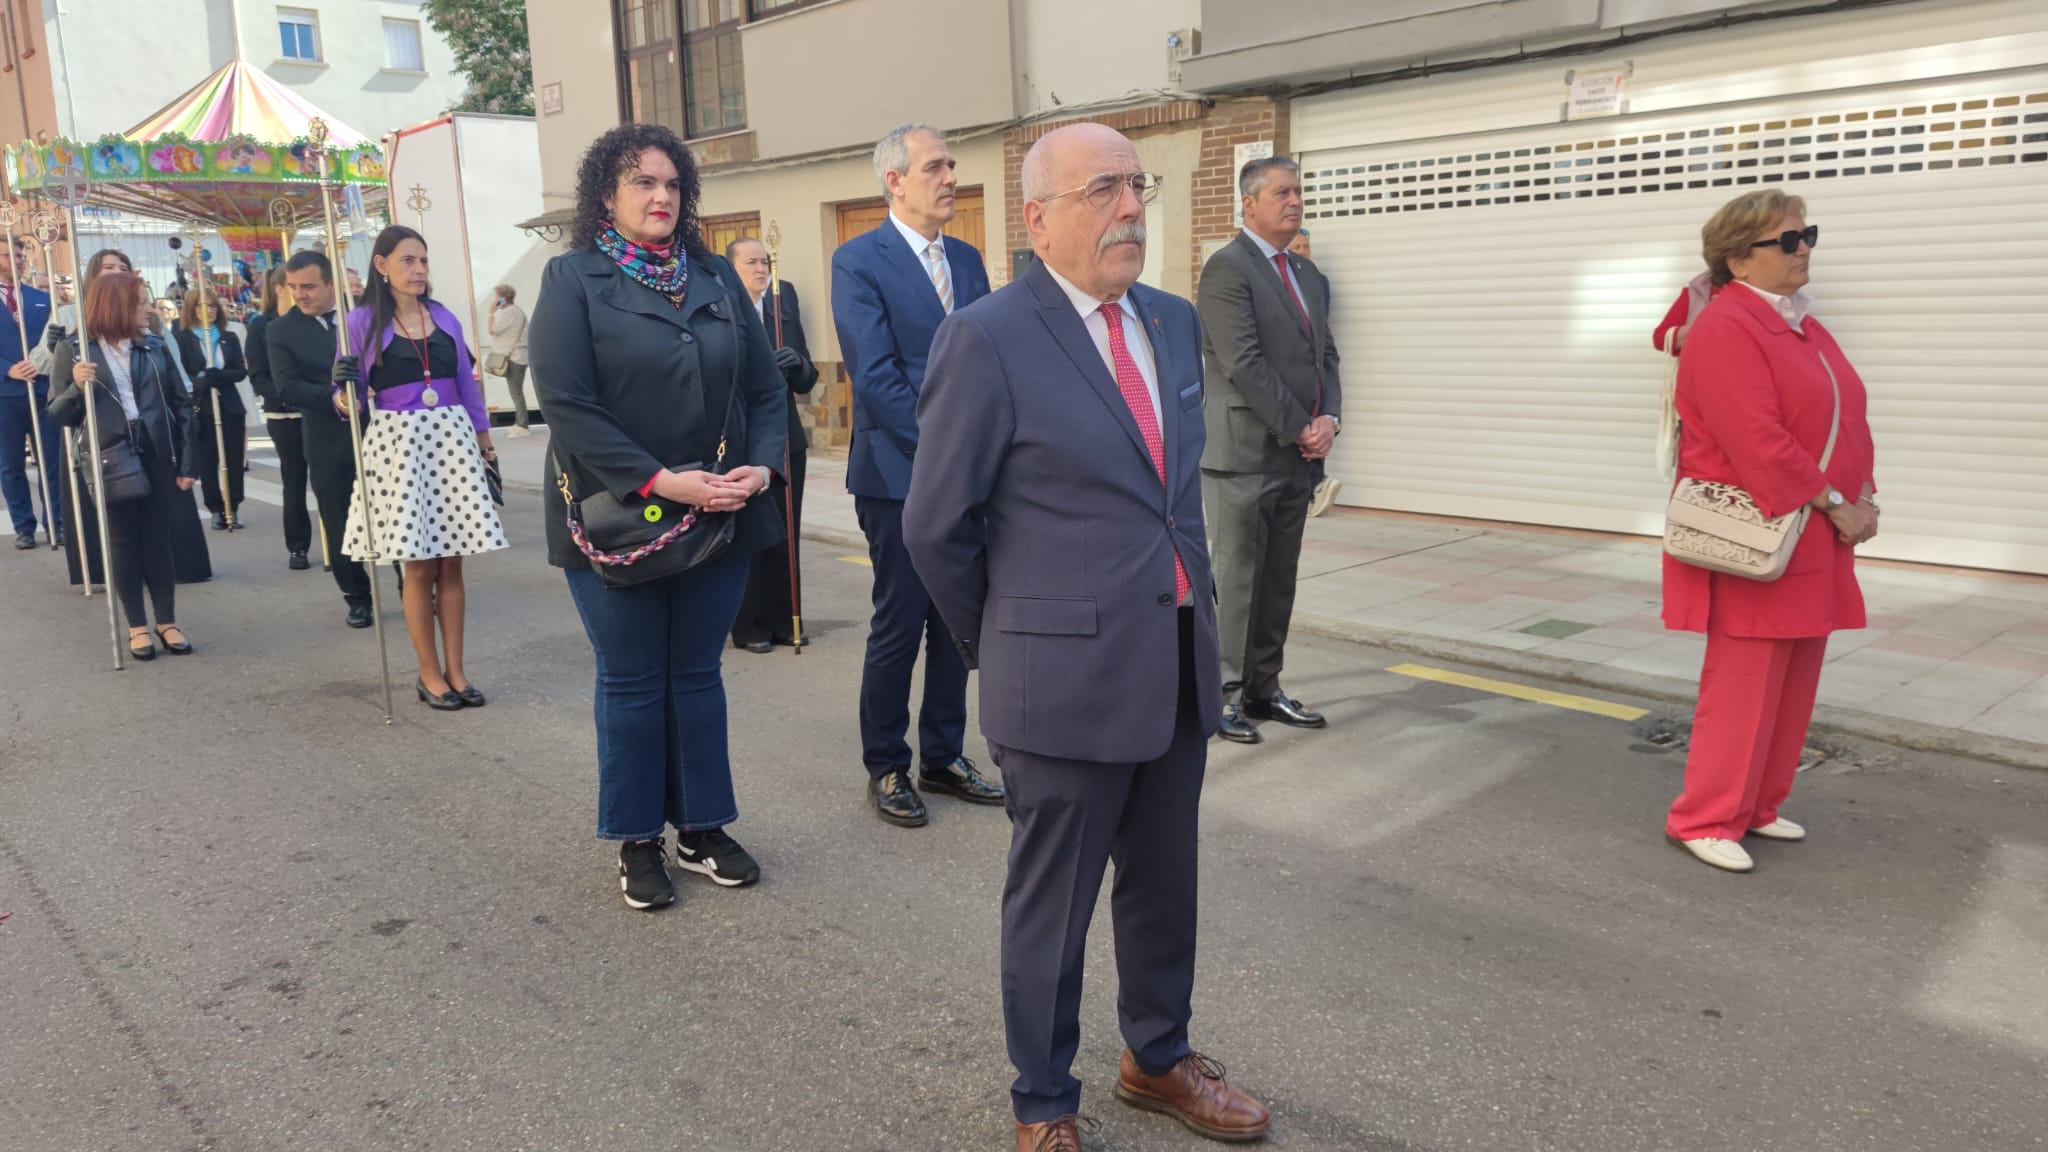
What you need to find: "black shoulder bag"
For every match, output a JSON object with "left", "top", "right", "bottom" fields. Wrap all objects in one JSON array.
[
  {"left": 77, "top": 340, "right": 151, "bottom": 506},
  {"left": 556, "top": 281, "right": 746, "bottom": 589}
]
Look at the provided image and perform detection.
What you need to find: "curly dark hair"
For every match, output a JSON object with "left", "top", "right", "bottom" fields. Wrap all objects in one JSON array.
[{"left": 569, "top": 123, "right": 707, "bottom": 258}]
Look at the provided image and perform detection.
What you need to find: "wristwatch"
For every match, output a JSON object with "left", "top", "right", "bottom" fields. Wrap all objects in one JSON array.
[
  {"left": 1327, "top": 414, "right": 1342, "bottom": 434},
  {"left": 1819, "top": 488, "right": 1845, "bottom": 511}
]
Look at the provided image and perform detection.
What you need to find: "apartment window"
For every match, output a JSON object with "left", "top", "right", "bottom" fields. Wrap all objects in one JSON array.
[
  {"left": 748, "top": 0, "right": 831, "bottom": 14},
  {"left": 682, "top": 0, "right": 746, "bottom": 136},
  {"left": 278, "top": 8, "right": 320, "bottom": 62},
  {"left": 383, "top": 19, "right": 425, "bottom": 73},
  {"left": 616, "top": 0, "right": 685, "bottom": 139}
]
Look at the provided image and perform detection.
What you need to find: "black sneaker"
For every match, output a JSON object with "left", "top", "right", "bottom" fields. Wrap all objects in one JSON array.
[
  {"left": 675, "top": 828, "right": 760, "bottom": 888},
  {"left": 618, "top": 838, "right": 676, "bottom": 910}
]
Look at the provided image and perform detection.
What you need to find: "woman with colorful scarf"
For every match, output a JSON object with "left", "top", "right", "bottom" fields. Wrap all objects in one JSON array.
[{"left": 529, "top": 124, "right": 788, "bottom": 912}]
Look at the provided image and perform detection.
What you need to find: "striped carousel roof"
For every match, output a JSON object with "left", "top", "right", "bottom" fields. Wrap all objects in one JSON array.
[{"left": 123, "top": 59, "right": 370, "bottom": 148}]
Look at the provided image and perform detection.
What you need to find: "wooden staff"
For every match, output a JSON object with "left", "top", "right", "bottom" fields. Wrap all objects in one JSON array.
[
  {"left": 0, "top": 201, "right": 53, "bottom": 545},
  {"left": 312, "top": 119, "right": 392, "bottom": 722},
  {"left": 766, "top": 222, "right": 801, "bottom": 654}
]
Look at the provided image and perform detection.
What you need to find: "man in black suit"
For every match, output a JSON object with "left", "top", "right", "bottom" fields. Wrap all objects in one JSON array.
[
  {"left": 725, "top": 237, "right": 817, "bottom": 653},
  {"left": 267, "top": 251, "right": 373, "bottom": 629},
  {"left": 1198, "top": 156, "right": 1344, "bottom": 744}
]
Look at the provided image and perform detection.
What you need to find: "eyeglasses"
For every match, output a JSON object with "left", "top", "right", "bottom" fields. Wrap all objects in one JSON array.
[
  {"left": 1750, "top": 224, "right": 1819, "bottom": 254},
  {"left": 1039, "top": 172, "right": 1164, "bottom": 209}
]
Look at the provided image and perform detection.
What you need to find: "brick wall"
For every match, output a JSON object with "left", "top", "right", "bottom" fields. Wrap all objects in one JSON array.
[
  {"left": 1190, "top": 97, "right": 1290, "bottom": 295},
  {"left": 1001, "top": 100, "right": 1210, "bottom": 270}
]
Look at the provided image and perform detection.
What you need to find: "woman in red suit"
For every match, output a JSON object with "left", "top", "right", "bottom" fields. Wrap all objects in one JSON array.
[{"left": 1663, "top": 190, "right": 1879, "bottom": 874}]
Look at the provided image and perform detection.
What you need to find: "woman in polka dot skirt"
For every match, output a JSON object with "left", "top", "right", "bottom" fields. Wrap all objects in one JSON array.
[{"left": 335, "top": 225, "right": 508, "bottom": 711}]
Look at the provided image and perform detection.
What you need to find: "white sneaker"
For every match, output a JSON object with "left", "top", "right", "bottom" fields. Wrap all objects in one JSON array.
[
  {"left": 1749, "top": 817, "right": 1805, "bottom": 842},
  {"left": 1667, "top": 834, "right": 1753, "bottom": 873},
  {"left": 1309, "top": 476, "right": 1341, "bottom": 517},
  {"left": 506, "top": 426, "right": 533, "bottom": 438}
]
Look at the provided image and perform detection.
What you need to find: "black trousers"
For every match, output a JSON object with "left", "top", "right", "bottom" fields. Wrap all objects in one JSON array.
[
  {"left": 191, "top": 397, "right": 247, "bottom": 516},
  {"left": 731, "top": 451, "right": 805, "bottom": 647},
  {"left": 307, "top": 438, "right": 371, "bottom": 608},
  {"left": 266, "top": 416, "right": 312, "bottom": 554},
  {"left": 995, "top": 608, "right": 1203, "bottom": 1123},
  {"left": 854, "top": 495, "right": 968, "bottom": 778},
  {"left": 107, "top": 448, "right": 181, "bottom": 628}
]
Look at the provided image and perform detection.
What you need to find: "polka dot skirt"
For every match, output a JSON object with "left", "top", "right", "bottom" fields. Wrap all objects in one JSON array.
[{"left": 342, "top": 407, "right": 509, "bottom": 563}]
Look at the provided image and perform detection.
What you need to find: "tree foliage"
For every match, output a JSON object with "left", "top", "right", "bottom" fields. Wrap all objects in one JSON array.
[{"left": 422, "top": 0, "right": 535, "bottom": 116}]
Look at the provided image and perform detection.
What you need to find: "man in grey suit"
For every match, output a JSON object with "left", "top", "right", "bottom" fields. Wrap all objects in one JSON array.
[
  {"left": 1198, "top": 156, "right": 1343, "bottom": 744},
  {"left": 905, "top": 123, "right": 1271, "bottom": 1152}
]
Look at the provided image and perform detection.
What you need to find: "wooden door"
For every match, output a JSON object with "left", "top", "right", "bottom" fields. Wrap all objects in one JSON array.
[
  {"left": 833, "top": 187, "right": 985, "bottom": 257},
  {"left": 700, "top": 211, "right": 760, "bottom": 258}
]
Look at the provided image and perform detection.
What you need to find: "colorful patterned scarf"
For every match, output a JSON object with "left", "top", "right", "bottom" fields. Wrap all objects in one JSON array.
[{"left": 596, "top": 223, "right": 689, "bottom": 309}]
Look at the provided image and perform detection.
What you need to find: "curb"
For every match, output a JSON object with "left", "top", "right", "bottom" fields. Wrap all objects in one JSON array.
[{"left": 798, "top": 524, "right": 2047, "bottom": 773}]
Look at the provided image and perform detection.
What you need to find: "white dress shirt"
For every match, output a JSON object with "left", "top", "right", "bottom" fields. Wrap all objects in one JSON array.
[
  {"left": 1736, "top": 280, "right": 1814, "bottom": 334},
  {"left": 890, "top": 209, "right": 951, "bottom": 311},
  {"left": 96, "top": 339, "right": 141, "bottom": 420},
  {"left": 1041, "top": 264, "right": 1161, "bottom": 429}
]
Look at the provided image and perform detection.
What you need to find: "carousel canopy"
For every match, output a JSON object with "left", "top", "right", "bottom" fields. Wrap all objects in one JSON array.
[{"left": 3, "top": 59, "right": 386, "bottom": 231}]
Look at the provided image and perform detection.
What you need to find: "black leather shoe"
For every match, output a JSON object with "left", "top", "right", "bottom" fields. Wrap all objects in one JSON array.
[
  {"left": 455, "top": 685, "right": 486, "bottom": 708},
  {"left": 12, "top": 532, "right": 33, "bottom": 550},
  {"left": 154, "top": 626, "right": 193, "bottom": 656},
  {"left": 917, "top": 756, "right": 1005, "bottom": 805},
  {"left": 774, "top": 633, "right": 809, "bottom": 650},
  {"left": 211, "top": 513, "right": 228, "bottom": 530},
  {"left": 345, "top": 603, "right": 373, "bottom": 629},
  {"left": 416, "top": 679, "right": 464, "bottom": 711},
  {"left": 740, "top": 639, "right": 773, "bottom": 654},
  {"left": 128, "top": 634, "right": 156, "bottom": 661},
  {"left": 1217, "top": 705, "right": 1262, "bottom": 744},
  {"left": 1244, "top": 692, "right": 1326, "bottom": 728},
  {"left": 869, "top": 771, "right": 929, "bottom": 827},
  {"left": 289, "top": 550, "right": 310, "bottom": 571}
]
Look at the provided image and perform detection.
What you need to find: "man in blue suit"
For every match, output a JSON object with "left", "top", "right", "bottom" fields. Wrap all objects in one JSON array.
[
  {"left": 0, "top": 238, "right": 61, "bottom": 550},
  {"left": 832, "top": 123, "right": 1005, "bottom": 827},
  {"left": 905, "top": 123, "right": 1270, "bottom": 1151}
]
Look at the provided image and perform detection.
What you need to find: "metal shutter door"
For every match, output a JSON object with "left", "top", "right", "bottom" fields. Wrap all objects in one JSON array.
[{"left": 1300, "top": 72, "right": 2048, "bottom": 574}]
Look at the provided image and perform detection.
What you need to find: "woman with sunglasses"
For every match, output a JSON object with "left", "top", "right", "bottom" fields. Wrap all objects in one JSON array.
[{"left": 1662, "top": 190, "right": 1878, "bottom": 874}]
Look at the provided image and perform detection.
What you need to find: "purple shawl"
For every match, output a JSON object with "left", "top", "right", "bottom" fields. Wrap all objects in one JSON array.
[{"left": 339, "top": 300, "right": 489, "bottom": 431}]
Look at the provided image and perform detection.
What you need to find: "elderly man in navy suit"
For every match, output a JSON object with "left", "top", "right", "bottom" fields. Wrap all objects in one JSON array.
[
  {"left": 906, "top": 122, "right": 1271, "bottom": 1152},
  {"left": 832, "top": 123, "right": 1005, "bottom": 827},
  {"left": 0, "top": 237, "right": 62, "bottom": 550}
]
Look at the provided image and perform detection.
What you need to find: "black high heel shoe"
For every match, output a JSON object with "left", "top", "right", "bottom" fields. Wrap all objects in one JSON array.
[{"left": 416, "top": 679, "right": 463, "bottom": 711}]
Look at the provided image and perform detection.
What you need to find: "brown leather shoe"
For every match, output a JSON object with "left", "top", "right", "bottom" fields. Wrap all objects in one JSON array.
[
  {"left": 1014, "top": 1114, "right": 1099, "bottom": 1152},
  {"left": 1115, "top": 1050, "right": 1270, "bottom": 1142}
]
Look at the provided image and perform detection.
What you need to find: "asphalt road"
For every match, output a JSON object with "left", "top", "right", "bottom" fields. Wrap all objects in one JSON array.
[{"left": 2, "top": 482, "right": 2044, "bottom": 1152}]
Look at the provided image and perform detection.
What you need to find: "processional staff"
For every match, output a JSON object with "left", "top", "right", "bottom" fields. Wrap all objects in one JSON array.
[
  {"left": 30, "top": 202, "right": 90, "bottom": 587},
  {"left": 48, "top": 179, "right": 127, "bottom": 668},
  {"left": 182, "top": 220, "right": 238, "bottom": 531},
  {"left": 270, "top": 196, "right": 330, "bottom": 574},
  {"left": 310, "top": 118, "right": 394, "bottom": 722},
  {"left": 0, "top": 199, "right": 55, "bottom": 548}
]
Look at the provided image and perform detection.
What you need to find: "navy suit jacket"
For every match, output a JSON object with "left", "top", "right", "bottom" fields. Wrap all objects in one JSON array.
[
  {"left": 904, "top": 259, "right": 1222, "bottom": 764},
  {"left": 0, "top": 285, "right": 51, "bottom": 399},
  {"left": 831, "top": 221, "right": 990, "bottom": 500}
]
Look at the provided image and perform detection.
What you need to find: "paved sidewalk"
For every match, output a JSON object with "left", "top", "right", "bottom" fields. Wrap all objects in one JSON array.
[{"left": 493, "top": 431, "right": 2048, "bottom": 766}]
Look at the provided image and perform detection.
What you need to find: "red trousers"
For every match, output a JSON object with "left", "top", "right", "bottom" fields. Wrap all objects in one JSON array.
[{"left": 1666, "top": 625, "right": 1829, "bottom": 842}]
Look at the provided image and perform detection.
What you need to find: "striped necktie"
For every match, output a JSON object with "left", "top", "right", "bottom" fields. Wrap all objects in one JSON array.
[{"left": 926, "top": 240, "right": 953, "bottom": 314}]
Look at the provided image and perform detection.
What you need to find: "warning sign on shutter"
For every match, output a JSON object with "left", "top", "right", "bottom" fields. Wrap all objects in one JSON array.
[{"left": 1565, "top": 70, "right": 1628, "bottom": 121}]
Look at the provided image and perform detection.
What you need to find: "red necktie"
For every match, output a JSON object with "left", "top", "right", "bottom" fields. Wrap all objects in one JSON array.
[
  {"left": 1273, "top": 254, "right": 1310, "bottom": 331},
  {"left": 0, "top": 283, "right": 14, "bottom": 314},
  {"left": 1100, "top": 303, "right": 1189, "bottom": 605}
]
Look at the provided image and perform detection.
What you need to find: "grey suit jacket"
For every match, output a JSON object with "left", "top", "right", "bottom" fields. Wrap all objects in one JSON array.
[
  {"left": 1197, "top": 231, "right": 1343, "bottom": 475},
  {"left": 903, "top": 259, "right": 1222, "bottom": 764}
]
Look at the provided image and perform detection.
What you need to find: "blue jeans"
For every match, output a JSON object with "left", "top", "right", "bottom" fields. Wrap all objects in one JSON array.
[
  {"left": 0, "top": 387, "right": 65, "bottom": 537},
  {"left": 565, "top": 550, "right": 751, "bottom": 841}
]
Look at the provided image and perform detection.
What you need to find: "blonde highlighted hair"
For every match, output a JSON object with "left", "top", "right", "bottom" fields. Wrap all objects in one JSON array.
[{"left": 1701, "top": 188, "right": 1806, "bottom": 287}]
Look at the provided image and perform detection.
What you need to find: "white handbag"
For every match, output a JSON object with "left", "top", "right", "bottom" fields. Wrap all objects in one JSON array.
[
  {"left": 1663, "top": 350, "right": 1841, "bottom": 582},
  {"left": 1656, "top": 328, "right": 1681, "bottom": 480}
]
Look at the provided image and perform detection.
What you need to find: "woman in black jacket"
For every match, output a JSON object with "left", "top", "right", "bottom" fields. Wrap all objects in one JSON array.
[
  {"left": 176, "top": 288, "right": 248, "bottom": 530},
  {"left": 49, "top": 271, "right": 200, "bottom": 659},
  {"left": 531, "top": 123, "right": 788, "bottom": 911},
  {"left": 245, "top": 267, "right": 312, "bottom": 568}
]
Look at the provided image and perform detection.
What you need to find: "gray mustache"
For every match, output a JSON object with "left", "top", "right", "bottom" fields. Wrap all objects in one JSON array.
[{"left": 1100, "top": 223, "right": 1147, "bottom": 253}]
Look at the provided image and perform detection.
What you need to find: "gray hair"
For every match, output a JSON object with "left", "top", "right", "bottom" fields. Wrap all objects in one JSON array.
[
  {"left": 874, "top": 123, "right": 942, "bottom": 202},
  {"left": 493, "top": 283, "right": 516, "bottom": 302},
  {"left": 725, "top": 236, "right": 766, "bottom": 261},
  {"left": 1239, "top": 155, "right": 1300, "bottom": 199}
]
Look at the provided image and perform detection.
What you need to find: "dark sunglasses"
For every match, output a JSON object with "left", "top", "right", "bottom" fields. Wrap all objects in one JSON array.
[{"left": 1750, "top": 224, "right": 1819, "bottom": 254}]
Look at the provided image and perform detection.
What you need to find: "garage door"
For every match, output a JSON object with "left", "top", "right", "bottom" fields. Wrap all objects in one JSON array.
[{"left": 1299, "top": 73, "right": 2048, "bottom": 574}]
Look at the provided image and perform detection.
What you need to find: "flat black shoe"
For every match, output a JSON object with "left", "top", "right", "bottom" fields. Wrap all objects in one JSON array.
[
  {"left": 210, "top": 513, "right": 228, "bottom": 530},
  {"left": 868, "top": 771, "right": 929, "bottom": 827},
  {"left": 289, "top": 551, "right": 310, "bottom": 571},
  {"left": 153, "top": 626, "right": 193, "bottom": 656},
  {"left": 12, "top": 532, "right": 33, "bottom": 550},
  {"left": 345, "top": 603, "right": 373, "bottom": 629},
  {"left": 416, "top": 679, "right": 464, "bottom": 711},
  {"left": 741, "top": 639, "right": 773, "bottom": 654},
  {"left": 917, "top": 755, "right": 1005, "bottom": 805},
  {"left": 455, "top": 685, "right": 486, "bottom": 708},
  {"left": 618, "top": 837, "right": 676, "bottom": 910},
  {"left": 128, "top": 635, "right": 156, "bottom": 661},
  {"left": 1244, "top": 692, "right": 1327, "bottom": 729},
  {"left": 1217, "top": 705, "right": 1262, "bottom": 744}
]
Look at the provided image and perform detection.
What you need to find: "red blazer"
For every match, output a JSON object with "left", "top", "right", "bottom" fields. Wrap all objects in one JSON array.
[{"left": 1662, "top": 285, "right": 1876, "bottom": 638}]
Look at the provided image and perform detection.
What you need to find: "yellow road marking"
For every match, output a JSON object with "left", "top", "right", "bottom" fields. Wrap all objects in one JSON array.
[
  {"left": 839, "top": 555, "right": 872, "bottom": 567},
  {"left": 1386, "top": 663, "right": 1649, "bottom": 722}
]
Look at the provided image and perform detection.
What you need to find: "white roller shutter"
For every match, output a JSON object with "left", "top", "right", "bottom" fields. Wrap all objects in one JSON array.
[{"left": 1299, "top": 61, "right": 2048, "bottom": 574}]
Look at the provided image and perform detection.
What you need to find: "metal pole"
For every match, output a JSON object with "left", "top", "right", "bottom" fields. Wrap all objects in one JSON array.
[
  {"left": 33, "top": 204, "right": 86, "bottom": 574},
  {"left": 59, "top": 200, "right": 124, "bottom": 669},
  {"left": 1, "top": 201, "right": 54, "bottom": 545},
  {"left": 765, "top": 223, "right": 801, "bottom": 654},
  {"left": 313, "top": 119, "right": 392, "bottom": 723},
  {"left": 271, "top": 197, "right": 322, "bottom": 570},
  {"left": 186, "top": 224, "right": 235, "bottom": 530}
]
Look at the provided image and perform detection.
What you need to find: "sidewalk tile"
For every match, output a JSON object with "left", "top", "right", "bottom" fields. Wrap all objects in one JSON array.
[
  {"left": 1869, "top": 633, "right": 1976, "bottom": 661},
  {"left": 1527, "top": 637, "right": 1638, "bottom": 664},
  {"left": 1606, "top": 636, "right": 1707, "bottom": 680},
  {"left": 1892, "top": 662, "right": 2041, "bottom": 706},
  {"left": 1957, "top": 644, "right": 2048, "bottom": 674},
  {"left": 1863, "top": 690, "right": 1993, "bottom": 729},
  {"left": 1559, "top": 625, "right": 1668, "bottom": 652},
  {"left": 1965, "top": 685, "right": 2048, "bottom": 743}
]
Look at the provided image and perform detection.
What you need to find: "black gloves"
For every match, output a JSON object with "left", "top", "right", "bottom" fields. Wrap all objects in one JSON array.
[
  {"left": 773, "top": 345, "right": 805, "bottom": 383},
  {"left": 332, "top": 354, "right": 361, "bottom": 387}
]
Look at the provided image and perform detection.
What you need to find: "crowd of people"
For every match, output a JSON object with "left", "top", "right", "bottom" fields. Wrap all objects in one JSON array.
[{"left": 2, "top": 112, "right": 1881, "bottom": 1150}]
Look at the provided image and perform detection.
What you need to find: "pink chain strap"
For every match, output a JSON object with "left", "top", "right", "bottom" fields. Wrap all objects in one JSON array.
[{"left": 566, "top": 504, "right": 703, "bottom": 567}]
